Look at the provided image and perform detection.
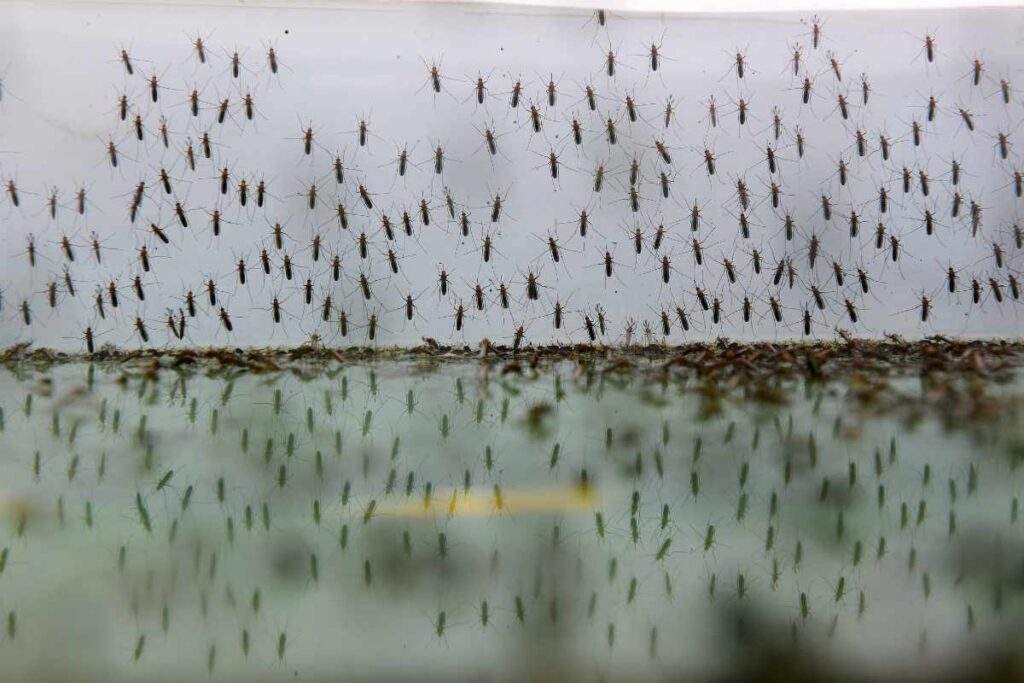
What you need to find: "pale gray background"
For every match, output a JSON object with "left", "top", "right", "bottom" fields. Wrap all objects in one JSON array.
[{"left": 1, "top": 1, "right": 1022, "bottom": 349}]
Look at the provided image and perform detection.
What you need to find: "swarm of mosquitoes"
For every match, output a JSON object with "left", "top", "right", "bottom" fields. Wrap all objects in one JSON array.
[
  {"left": 0, "top": 351, "right": 1019, "bottom": 676},
  {"left": 1, "top": 9, "right": 1023, "bottom": 354}
]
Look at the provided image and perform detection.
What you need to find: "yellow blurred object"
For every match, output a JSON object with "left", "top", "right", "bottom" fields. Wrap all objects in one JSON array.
[
  {"left": 375, "top": 485, "right": 597, "bottom": 519},
  {"left": 0, "top": 493, "right": 38, "bottom": 534}
]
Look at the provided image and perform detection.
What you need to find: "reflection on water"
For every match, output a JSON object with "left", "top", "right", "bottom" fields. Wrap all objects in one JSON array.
[{"left": 0, "top": 347, "right": 1022, "bottom": 680}]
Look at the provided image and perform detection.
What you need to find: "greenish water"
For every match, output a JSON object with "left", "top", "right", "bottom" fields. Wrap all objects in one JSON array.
[{"left": 0, "top": 357, "right": 1021, "bottom": 681}]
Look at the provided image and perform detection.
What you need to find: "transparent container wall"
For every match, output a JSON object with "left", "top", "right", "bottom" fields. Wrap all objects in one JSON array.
[
  {"left": 1, "top": 2, "right": 1022, "bottom": 351},
  {"left": 1, "top": 358, "right": 1023, "bottom": 682},
  {"left": 0, "top": 6, "right": 1023, "bottom": 682}
]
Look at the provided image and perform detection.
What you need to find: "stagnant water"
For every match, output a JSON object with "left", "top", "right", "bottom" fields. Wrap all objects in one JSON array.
[{"left": 0, "top": 347, "right": 1021, "bottom": 680}]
